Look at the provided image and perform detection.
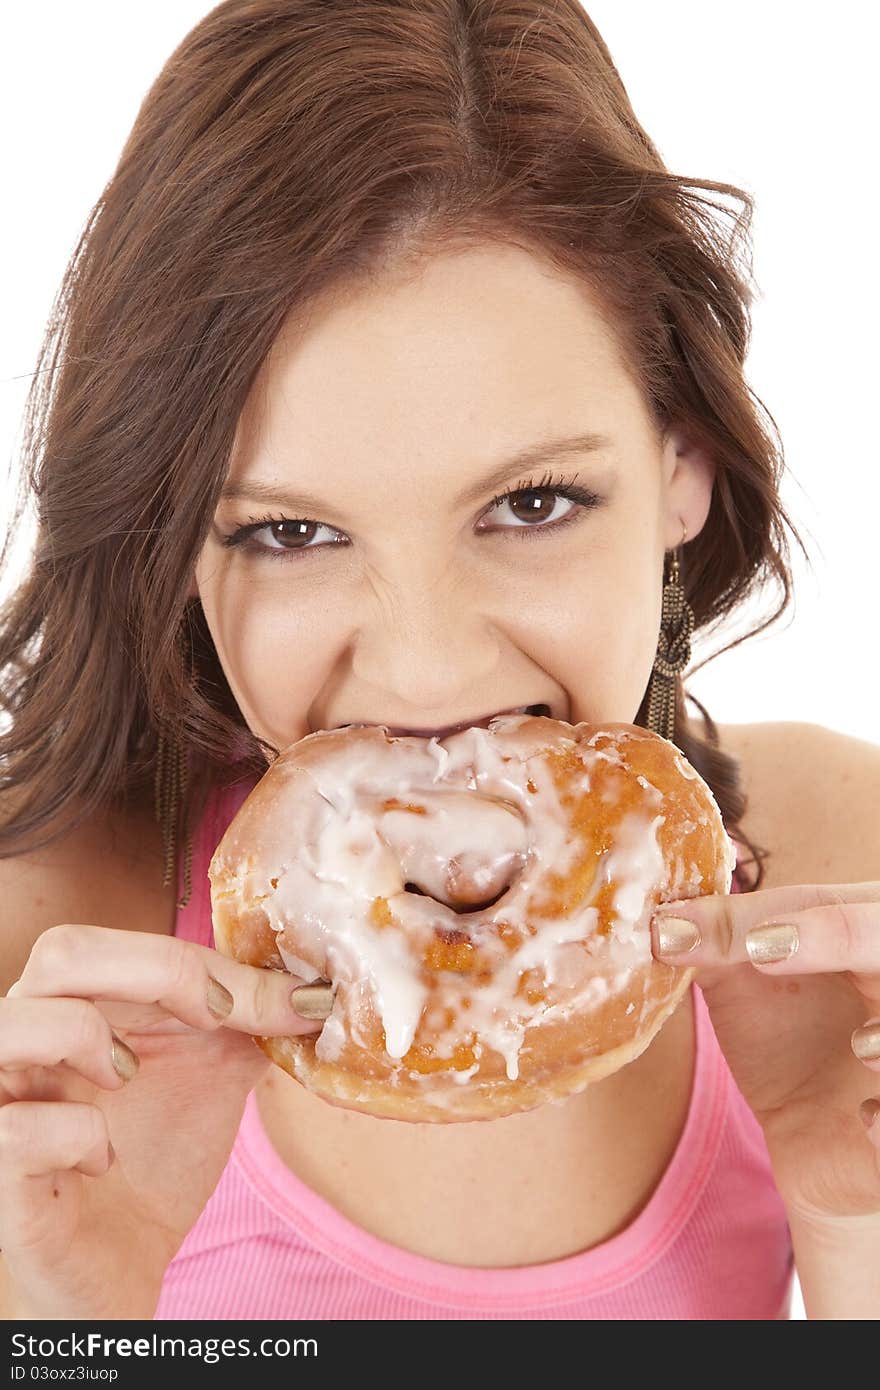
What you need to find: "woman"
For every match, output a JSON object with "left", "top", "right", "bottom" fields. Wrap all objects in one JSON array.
[{"left": 1, "top": 0, "right": 878, "bottom": 1320}]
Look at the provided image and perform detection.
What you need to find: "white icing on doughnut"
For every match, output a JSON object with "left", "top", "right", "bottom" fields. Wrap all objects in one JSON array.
[{"left": 210, "top": 715, "right": 735, "bottom": 1096}]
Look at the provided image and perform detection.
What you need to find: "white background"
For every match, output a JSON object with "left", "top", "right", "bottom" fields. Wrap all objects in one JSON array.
[
  {"left": 3, "top": 2, "right": 878, "bottom": 750},
  {"left": 5, "top": 0, "right": 877, "bottom": 1320}
]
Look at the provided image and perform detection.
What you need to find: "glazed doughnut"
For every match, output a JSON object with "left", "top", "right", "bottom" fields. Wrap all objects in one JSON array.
[{"left": 209, "top": 714, "right": 735, "bottom": 1122}]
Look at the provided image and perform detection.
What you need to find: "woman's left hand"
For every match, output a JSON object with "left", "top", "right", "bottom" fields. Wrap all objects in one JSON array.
[{"left": 651, "top": 881, "right": 880, "bottom": 1225}]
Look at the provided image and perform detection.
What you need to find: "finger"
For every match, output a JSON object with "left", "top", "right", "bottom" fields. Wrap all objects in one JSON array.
[
  {"left": 8, "top": 925, "right": 332, "bottom": 1038},
  {"left": 0, "top": 1100, "right": 113, "bottom": 1268},
  {"left": 0, "top": 1100, "right": 113, "bottom": 1193},
  {"left": 0, "top": 997, "right": 137, "bottom": 1093},
  {"left": 650, "top": 883, "right": 880, "bottom": 998}
]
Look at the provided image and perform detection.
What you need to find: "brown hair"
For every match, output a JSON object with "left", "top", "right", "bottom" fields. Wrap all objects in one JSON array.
[{"left": 0, "top": 0, "right": 810, "bottom": 893}]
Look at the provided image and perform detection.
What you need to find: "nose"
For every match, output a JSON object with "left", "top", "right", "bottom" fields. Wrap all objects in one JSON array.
[{"left": 348, "top": 571, "right": 503, "bottom": 723}]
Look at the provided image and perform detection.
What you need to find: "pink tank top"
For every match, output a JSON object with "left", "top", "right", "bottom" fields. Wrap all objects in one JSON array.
[{"left": 155, "top": 773, "right": 794, "bottom": 1321}]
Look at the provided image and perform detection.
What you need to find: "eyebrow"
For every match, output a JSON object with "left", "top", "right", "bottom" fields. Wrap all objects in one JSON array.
[{"left": 218, "top": 430, "right": 614, "bottom": 516}]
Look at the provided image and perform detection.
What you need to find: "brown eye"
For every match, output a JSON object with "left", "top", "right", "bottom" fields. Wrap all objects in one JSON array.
[
  {"left": 505, "top": 488, "right": 560, "bottom": 524},
  {"left": 221, "top": 473, "right": 604, "bottom": 564},
  {"left": 479, "top": 485, "right": 582, "bottom": 533},
  {"left": 267, "top": 519, "right": 320, "bottom": 550}
]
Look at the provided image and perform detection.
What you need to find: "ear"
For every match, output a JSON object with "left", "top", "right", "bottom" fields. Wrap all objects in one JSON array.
[{"left": 660, "top": 422, "right": 715, "bottom": 548}]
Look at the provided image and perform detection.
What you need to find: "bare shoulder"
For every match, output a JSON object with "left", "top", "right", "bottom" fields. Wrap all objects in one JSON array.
[
  {"left": 0, "top": 789, "right": 177, "bottom": 995},
  {"left": 716, "top": 719, "right": 880, "bottom": 888}
]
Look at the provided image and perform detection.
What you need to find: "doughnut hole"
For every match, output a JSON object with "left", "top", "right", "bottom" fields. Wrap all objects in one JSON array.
[
  {"left": 382, "top": 793, "right": 528, "bottom": 910},
  {"left": 404, "top": 873, "right": 513, "bottom": 916}
]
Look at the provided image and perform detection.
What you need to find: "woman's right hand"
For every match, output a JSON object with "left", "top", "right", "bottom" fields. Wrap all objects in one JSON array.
[{"left": 0, "top": 924, "right": 325, "bottom": 1320}]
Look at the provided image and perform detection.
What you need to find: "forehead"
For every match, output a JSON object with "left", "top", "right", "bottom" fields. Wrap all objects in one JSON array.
[{"left": 226, "top": 242, "right": 649, "bottom": 493}]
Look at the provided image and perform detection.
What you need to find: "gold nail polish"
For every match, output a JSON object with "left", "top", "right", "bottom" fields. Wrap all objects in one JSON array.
[
  {"left": 110, "top": 1033, "right": 140, "bottom": 1081},
  {"left": 206, "top": 975, "right": 234, "bottom": 1018},
  {"left": 744, "top": 923, "right": 799, "bottom": 965},
  {"left": 852, "top": 1021, "right": 880, "bottom": 1062},
  {"left": 291, "top": 983, "right": 334, "bottom": 1020},
  {"left": 859, "top": 1098, "right": 880, "bottom": 1130},
  {"left": 655, "top": 916, "right": 701, "bottom": 956}
]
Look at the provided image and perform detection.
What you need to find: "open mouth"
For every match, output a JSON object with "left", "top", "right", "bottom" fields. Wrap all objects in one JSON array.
[{"left": 383, "top": 702, "right": 553, "bottom": 740}]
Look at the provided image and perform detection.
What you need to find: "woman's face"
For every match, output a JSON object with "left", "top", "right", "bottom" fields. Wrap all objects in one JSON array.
[{"left": 193, "top": 241, "right": 714, "bottom": 756}]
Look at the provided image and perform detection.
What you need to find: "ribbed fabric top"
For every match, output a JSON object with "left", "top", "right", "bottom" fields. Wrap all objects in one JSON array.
[{"left": 155, "top": 772, "right": 795, "bottom": 1321}]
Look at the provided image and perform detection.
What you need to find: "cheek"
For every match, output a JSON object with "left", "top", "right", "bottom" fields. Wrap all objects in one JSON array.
[
  {"left": 205, "top": 581, "right": 343, "bottom": 749},
  {"left": 551, "top": 606, "right": 659, "bottom": 726},
  {"left": 497, "top": 545, "right": 661, "bottom": 723}
]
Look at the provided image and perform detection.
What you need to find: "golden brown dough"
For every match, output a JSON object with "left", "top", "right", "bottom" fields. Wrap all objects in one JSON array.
[{"left": 209, "top": 715, "right": 735, "bottom": 1122}]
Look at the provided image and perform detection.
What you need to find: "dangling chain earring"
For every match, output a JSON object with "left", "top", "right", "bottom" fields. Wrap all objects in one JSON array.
[
  {"left": 645, "top": 520, "right": 694, "bottom": 743},
  {"left": 154, "top": 650, "right": 194, "bottom": 911}
]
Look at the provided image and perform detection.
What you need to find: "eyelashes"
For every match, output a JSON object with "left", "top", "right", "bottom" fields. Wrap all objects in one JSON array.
[{"left": 219, "top": 467, "right": 605, "bottom": 564}]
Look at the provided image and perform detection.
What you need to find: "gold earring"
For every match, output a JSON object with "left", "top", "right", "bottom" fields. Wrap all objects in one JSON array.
[{"left": 646, "top": 521, "right": 694, "bottom": 743}]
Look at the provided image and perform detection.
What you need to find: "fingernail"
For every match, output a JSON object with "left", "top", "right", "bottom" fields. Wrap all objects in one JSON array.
[
  {"left": 745, "top": 923, "right": 799, "bottom": 965},
  {"left": 852, "top": 1020, "right": 880, "bottom": 1062},
  {"left": 859, "top": 1098, "right": 880, "bottom": 1130},
  {"left": 207, "top": 975, "right": 235, "bottom": 1018},
  {"left": 655, "top": 916, "right": 701, "bottom": 956},
  {"left": 291, "top": 983, "right": 334, "bottom": 1020},
  {"left": 110, "top": 1033, "right": 140, "bottom": 1081}
]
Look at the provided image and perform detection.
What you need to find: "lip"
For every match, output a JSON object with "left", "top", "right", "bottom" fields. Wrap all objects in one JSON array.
[{"left": 337, "top": 702, "right": 555, "bottom": 740}]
